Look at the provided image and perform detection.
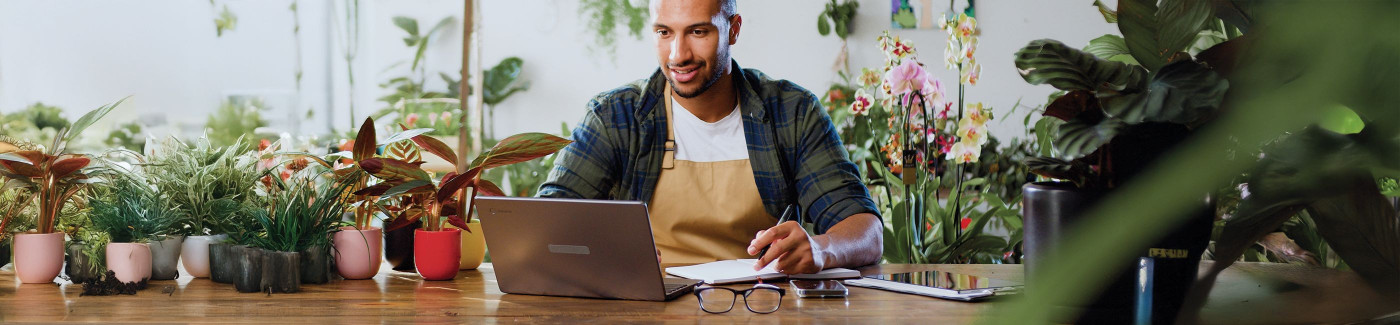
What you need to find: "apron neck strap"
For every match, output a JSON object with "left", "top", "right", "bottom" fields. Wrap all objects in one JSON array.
[{"left": 662, "top": 83, "right": 676, "bottom": 169}]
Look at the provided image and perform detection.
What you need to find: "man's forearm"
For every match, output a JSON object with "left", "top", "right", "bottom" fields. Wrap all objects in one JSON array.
[{"left": 813, "top": 213, "right": 883, "bottom": 268}]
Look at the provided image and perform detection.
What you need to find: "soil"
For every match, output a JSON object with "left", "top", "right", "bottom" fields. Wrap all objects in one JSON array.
[{"left": 80, "top": 271, "right": 150, "bottom": 296}]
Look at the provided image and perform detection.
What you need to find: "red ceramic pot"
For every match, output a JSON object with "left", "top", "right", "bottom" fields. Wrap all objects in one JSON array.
[{"left": 413, "top": 229, "right": 461, "bottom": 281}]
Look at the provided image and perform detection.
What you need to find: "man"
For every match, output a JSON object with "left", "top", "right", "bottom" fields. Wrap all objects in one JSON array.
[{"left": 538, "top": 0, "right": 881, "bottom": 274}]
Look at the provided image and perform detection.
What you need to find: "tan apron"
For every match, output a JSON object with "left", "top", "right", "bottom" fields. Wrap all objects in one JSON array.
[{"left": 648, "top": 85, "right": 774, "bottom": 266}]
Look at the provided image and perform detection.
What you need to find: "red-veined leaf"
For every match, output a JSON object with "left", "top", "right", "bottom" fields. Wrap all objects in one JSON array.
[
  {"left": 359, "top": 158, "right": 431, "bottom": 182},
  {"left": 382, "top": 179, "right": 434, "bottom": 198},
  {"left": 353, "top": 117, "right": 377, "bottom": 161},
  {"left": 49, "top": 155, "right": 90, "bottom": 178},
  {"left": 436, "top": 171, "right": 474, "bottom": 203},
  {"left": 446, "top": 214, "right": 470, "bottom": 232},
  {"left": 409, "top": 132, "right": 459, "bottom": 168},
  {"left": 352, "top": 181, "right": 402, "bottom": 196},
  {"left": 475, "top": 178, "right": 505, "bottom": 197},
  {"left": 0, "top": 151, "right": 46, "bottom": 178},
  {"left": 469, "top": 133, "right": 571, "bottom": 170}
]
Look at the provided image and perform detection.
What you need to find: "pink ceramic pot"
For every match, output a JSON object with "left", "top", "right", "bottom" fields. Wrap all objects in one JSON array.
[
  {"left": 106, "top": 242, "right": 153, "bottom": 283},
  {"left": 333, "top": 226, "right": 382, "bottom": 280},
  {"left": 13, "top": 232, "right": 64, "bottom": 284},
  {"left": 413, "top": 229, "right": 461, "bottom": 281}
]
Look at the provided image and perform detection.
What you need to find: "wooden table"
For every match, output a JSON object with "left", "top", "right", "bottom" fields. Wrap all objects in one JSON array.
[{"left": 0, "top": 262, "right": 1394, "bottom": 323}]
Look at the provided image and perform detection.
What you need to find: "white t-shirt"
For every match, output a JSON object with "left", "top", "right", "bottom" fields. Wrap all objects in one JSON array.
[{"left": 671, "top": 98, "right": 748, "bottom": 162}]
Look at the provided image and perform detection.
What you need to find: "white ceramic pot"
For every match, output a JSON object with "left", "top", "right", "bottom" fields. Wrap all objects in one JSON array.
[{"left": 181, "top": 235, "right": 216, "bottom": 278}]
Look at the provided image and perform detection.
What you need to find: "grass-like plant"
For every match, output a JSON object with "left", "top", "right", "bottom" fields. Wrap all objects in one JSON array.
[
  {"left": 88, "top": 164, "right": 178, "bottom": 244},
  {"left": 146, "top": 136, "right": 262, "bottom": 237},
  {"left": 249, "top": 176, "right": 350, "bottom": 252}
]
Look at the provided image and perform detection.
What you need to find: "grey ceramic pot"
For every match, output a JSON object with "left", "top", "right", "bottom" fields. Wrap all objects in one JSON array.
[
  {"left": 299, "top": 244, "right": 331, "bottom": 284},
  {"left": 64, "top": 242, "right": 104, "bottom": 284},
  {"left": 261, "top": 250, "right": 301, "bottom": 293},
  {"left": 233, "top": 245, "right": 264, "bottom": 293},
  {"left": 147, "top": 236, "right": 185, "bottom": 280},
  {"left": 209, "top": 242, "right": 236, "bottom": 284}
]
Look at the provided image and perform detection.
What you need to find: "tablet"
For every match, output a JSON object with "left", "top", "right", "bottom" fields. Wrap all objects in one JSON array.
[{"left": 843, "top": 270, "right": 1021, "bottom": 302}]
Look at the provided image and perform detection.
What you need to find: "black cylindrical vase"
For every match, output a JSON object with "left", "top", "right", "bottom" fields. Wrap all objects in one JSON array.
[
  {"left": 209, "top": 242, "right": 236, "bottom": 284},
  {"left": 383, "top": 219, "right": 422, "bottom": 272},
  {"left": 233, "top": 245, "right": 264, "bottom": 293},
  {"left": 299, "top": 245, "right": 330, "bottom": 284},
  {"left": 261, "top": 251, "right": 301, "bottom": 293}
]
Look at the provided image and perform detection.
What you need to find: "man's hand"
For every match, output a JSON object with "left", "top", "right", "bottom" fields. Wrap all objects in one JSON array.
[{"left": 746, "top": 221, "right": 827, "bottom": 275}]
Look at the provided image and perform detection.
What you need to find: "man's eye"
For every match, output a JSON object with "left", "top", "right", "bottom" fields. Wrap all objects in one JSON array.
[
  {"left": 690, "top": 29, "right": 707, "bottom": 36},
  {"left": 656, "top": 30, "right": 670, "bottom": 37}
]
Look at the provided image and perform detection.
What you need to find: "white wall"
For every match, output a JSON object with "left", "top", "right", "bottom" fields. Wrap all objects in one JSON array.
[{"left": 1, "top": 0, "right": 1118, "bottom": 143}]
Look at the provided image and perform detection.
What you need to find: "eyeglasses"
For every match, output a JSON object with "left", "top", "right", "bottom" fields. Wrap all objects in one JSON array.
[{"left": 694, "top": 283, "right": 786, "bottom": 314}]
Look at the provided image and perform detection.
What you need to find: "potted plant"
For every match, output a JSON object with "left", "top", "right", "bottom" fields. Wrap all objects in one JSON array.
[
  {"left": 0, "top": 98, "right": 123, "bottom": 284},
  {"left": 58, "top": 204, "right": 106, "bottom": 285},
  {"left": 147, "top": 136, "right": 262, "bottom": 278},
  {"left": 248, "top": 174, "right": 349, "bottom": 293},
  {"left": 87, "top": 162, "right": 179, "bottom": 285},
  {"left": 355, "top": 126, "right": 569, "bottom": 280},
  {"left": 1012, "top": 1, "right": 1235, "bottom": 321},
  {"left": 328, "top": 118, "right": 399, "bottom": 279}
]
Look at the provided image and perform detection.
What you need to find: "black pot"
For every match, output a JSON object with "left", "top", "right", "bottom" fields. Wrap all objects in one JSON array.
[
  {"left": 0, "top": 242, "right": 10, "bottom": 269},
  {"left": 261, "top": 251, "right": 301, "bottom": 293},
  {"left": 1022, "top": 182, "right": 1212, "bottom": 324},
  {"left": 383, "top": 220, "right": 422, "bottom": 272},
  {"left": 232, "top": 245, "right": 264, "bottom": 293},
  {"left": 64, "top": 243, "right": 104, "bottom": 284},
  {"left": 209, "top": 242, "right": 236, "bottom": 284},
  {"left": 299, "top": 245, "right": 331, "bottom": 284}
]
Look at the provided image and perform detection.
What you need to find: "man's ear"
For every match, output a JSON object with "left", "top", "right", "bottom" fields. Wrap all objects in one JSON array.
[{"left": 728, "top": 14, "right": 742, "bottom": 45}]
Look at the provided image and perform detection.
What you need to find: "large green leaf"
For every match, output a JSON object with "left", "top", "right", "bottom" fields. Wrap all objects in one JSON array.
[
  {"left": 483, "top": 57, "right": 528, "bottom": 105},
  {"left": 392, "top": 16, "right": 419, "bottom": 44},
  {"left": 1055, "top": 113, "right": 1124, "bottom": 159},
  {"left": 1303, "top": 180, "right": 1400, "bottom": 292},
  {"left": 1100, "top": 59, "right": 1229, "bottom": 125},
  {"left": 1015, "top": 39, "right": 1147, "bottom": 93},
  {"left": 62, "top": 97, "right": 127, "bottom": 146},
  {"left": 469, "top": 133, "right": 572, "bottom": 171},
  {"left": 1082, "top": 34, "right": 1137, "bottom": 65},
  {"left": 1093, "top": 0, "right": 1119, "bottom": 23},
  {"left": 1117, "top": 0, "right": 1215, "bottom": 71}
]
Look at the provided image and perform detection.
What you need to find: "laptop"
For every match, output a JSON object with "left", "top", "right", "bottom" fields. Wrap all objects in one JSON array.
[{"left": 475, "top": 197, "right": 703, "bottom": 301}]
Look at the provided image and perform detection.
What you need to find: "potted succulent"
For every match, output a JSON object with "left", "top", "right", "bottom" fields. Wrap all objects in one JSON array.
[
  {"left": 1013, "top": 2, "right": 1235, "bottom": 321},
  {"left": 147, "top": 136, "right": 262, "bottom": 279},
  {"left": 0, "top": 98, "right": 122, "bottom": 284},
  {"left": 247, "top": 174, "right": 349, "bottom": 293},
  {"left": 87, "top": 163, "right": 179, "bottom": 285},
  {"left": 355, "top": 125, "right": 569, "bottom": 280}
]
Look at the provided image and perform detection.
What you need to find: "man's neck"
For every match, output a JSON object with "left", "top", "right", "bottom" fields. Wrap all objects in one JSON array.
[{"left": 672, "top": 71, "right": 737, "bottom": 123}]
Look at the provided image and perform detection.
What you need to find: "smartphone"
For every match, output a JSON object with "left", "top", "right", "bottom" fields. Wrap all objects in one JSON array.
[{"left": 791, "top": 280, "right": 848, "bottom": 298}]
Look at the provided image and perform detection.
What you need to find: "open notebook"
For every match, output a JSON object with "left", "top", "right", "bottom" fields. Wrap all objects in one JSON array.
[{"left": 665, "top": 259, "right": 861, "bottom": 285}]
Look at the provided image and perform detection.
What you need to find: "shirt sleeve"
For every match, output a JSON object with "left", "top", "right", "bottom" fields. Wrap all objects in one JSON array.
[
  {"left": 792, "top": 93, "right": 882, "bottom": 233},
  {"left": 537, "top": 97, "right": 623, "bottom": 199}
]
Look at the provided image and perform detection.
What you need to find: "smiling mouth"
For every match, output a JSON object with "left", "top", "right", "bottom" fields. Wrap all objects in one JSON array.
[{"left": 669, "top": 64, "right": 702, "bottom": 83}]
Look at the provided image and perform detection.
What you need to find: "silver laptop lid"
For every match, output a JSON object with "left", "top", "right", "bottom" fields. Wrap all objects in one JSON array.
[{"left": 476, "top": 197, "right": 669, "bottom": 301}]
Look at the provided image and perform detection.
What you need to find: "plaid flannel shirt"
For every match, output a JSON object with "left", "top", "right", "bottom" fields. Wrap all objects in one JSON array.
[{"left": 537, "top": 61, "right": 878, "bottom": 234}]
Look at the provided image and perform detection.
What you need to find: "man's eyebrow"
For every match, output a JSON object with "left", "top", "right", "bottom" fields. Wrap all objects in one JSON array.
[{"left": 652, "top": 22, "right": 717, "bottom": 30}]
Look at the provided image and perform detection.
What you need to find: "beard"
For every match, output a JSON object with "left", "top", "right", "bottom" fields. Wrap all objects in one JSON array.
[{"left": 668, "top": 50, "right": 730, "bottom": 99}]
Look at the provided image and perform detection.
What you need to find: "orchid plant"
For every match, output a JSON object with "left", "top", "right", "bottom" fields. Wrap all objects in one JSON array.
[{"left": 839, "top": 14, "right": 1016, "bottom": 264}]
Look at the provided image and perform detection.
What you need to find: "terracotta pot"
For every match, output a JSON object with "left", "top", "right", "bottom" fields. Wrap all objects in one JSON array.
[
  {"left": 147, "top": 236, "right": 184, "bottom": 280},
  {"left": 232, "top": 245, "right": 264, "bottom": 293},
  {"left": 384, "top": 220, "right": 421, "bottom": 272},
  {"left": 13, "top": 232, "right": 64, "bottom": 284},
  {"left": 105, "top": 242, "right": 153, "bottom": 283},
  {"left": 299, "top": 245, "right": 330, "bottom": 284},
  {"left": 413, "top": 229, "right": 461, "bottom": 281},
  {"left": 333, "top": 226, "right": 382, "bottom": 280},
  {"left": 261, "top": 250, "right": 301, "bottom": 293},
  {"left": 209, "top": 242, "right": 236, "bottom": 284},
  {"left": 65, "top": 242, "right": 104, "bottom": 284},
  {"left": 181, "top": 235, "right": 217, "bottom": 278},
  {"left": 444, "top": 222, "right": 486, "bottom": 270}
]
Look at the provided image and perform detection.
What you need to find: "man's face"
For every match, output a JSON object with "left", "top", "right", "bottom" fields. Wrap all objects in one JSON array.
[{"left": 652, "top": 0, "right": 738, "bottom": 98}]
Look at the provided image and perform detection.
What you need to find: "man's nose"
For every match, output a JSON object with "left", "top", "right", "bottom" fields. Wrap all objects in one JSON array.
[{"left": 668, "top": 36, "right": 692, "bottom": 66}]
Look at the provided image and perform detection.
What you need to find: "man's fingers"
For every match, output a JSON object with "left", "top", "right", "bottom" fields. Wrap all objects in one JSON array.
[{"left": 755, "top": 229, "right": 807, "bottom": 270}]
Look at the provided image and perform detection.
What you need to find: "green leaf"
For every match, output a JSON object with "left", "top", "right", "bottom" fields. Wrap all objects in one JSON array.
[
  {"left": 834, "top": 19, "right": 849, "bottom": 39},
  {"left": 1024, "top": 157, "right": 1090, "bottom": 185},
  {"left": 392, "top": 16, "right": 419, "bottom": 39},
  {"left": 469, "top": 133, "right": 572, "bottom": 171},
  {"left": 1082, "top": 34, "right": 1133, "bottom": 63},
  {"left": 1319, "top": 104, "right": 1365, "bottom": 134},
  {"left": 1302, "top": 179, "right": 1400, "bottom": 292},
  {"left": 359, "top": 158, "right": 431, "bottom": 182},
  {"left": 1092, "top": 0, "right": 1118, "bottom": 23},
  {"left": 1015, "top": 39, "right": 1147, "bottom": 92},
  {"left": 1100, "top": 59, "right": 1229, "bottom": 125},
  {"left": 816, "top": 14, "right": 831, "bottom": 36},
  {"left": 64, "top": 97, "right": 127, "bottom": 145},
  {"left": 483, "top": 57, "right": 528, "bottom": 105},
  {"left": 382, "top": 179, "right": 434, "bottom": 197},
  {"left": 381, "top": 128, "right": 435, "bottom": 145},
  {"left": 1117, "top": 0, "right": 1215, "bottom": 71},
  {"left": 1055, "top": 113, "right": 1123, "bottom": 159}
]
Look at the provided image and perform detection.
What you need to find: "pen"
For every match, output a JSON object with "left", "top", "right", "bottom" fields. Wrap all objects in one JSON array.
[{"left": 757, "top": 204, "right": 797, "bottom": 262}]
